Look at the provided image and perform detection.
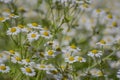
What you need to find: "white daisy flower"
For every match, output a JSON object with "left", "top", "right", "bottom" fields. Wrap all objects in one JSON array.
[
  {"left": 17, "top": 24, "right": 29, "bottom": 33},
  {"left": 40, "top": 30, "right": 52, "bottom": 39},
  {"left": 90, "top": 69, "right": 103, "bottom": 77},
  {"left": 27, "top": 32, "right": 40, "bottom": 42},
  {"left": 36, "top": 64, "right": 47, "bottom": 70},
  {"left": 66, "top": 44, "right": 81, "bottom": 53},
  {"left": 75, "top": 56, "right": 86, "bottom": 62},
  {"left": 21, "top": 66, "right": 36, "bottom": 76},
  {"left": 65, "top": 56, "right": 77, "bottom": 64},
  {"left": 0, "top": 64, "right": 10, "bottom": 73},
  {"left": 0, "top": 17, "right": 8, "bottom": 22},
  {"left": 0, "top": 52, "right": 9, "bottom": 64},
  {"left": 7, "top": 27, "right": 20, "bottom": 35},
  {"left": 92, "top": 9, "right": 105, "bottom": 18},
  {"left": 21, "top": 59, "right": 31, "bottom": 65},
  {"left": 88, "top": 50, "right": 102, "bottom": 57},
  {"left": 45, "top": 50, "right": 55, "bottom": 58},
  {"left": 96, "top": 40, "right": 106, "bottom": 46},
  {"left": 46, "top": 64, "right": 56, "bottom": 71},
  {"left": 7, "top": 50, "right": 20, "bottom": 56},
  {"left": 9, "top": 14, "right": 19, "bottom": 18},
  {"left": 11, "top": 56, "right": 22, "bottom": 64},
  {"left": 27, "top": 23, "right": 42, "bottom": 30}
]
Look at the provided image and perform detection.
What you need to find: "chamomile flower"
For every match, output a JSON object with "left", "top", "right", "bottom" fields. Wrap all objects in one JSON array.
[
  {"left": 40, "top": 30, "right": 52, "bottom": 39},
  {"left": 21, "top": 66, "right": 36, "bottom": 76},
  {"left": 36, "top": 64, "right": 47, "bottom": 70},
  {"left": 92, "top": 9, "right": 105, "bottom": 18},
  {"left": 79, "top": 3, "right": 91, "bottom": 11},
  {"left": 96, "top": 40, "right": 106, "bottom": 46},
  {"left": 0, "top": 64, "right": 10, "bottom": 73},
  {"left": 7, "top": 50, "right": 20, "bottom": 56},
  {"left": 0, "top": 17, "right": 8, "bottom": 22},
  {"left": 45, "top": 50, "right": 55, "bottom": 58},
  {"left": 7, "top": 27, "right": 20, "bottom": 35},
  {"left": 90, "top": 69, "right": 103, "bottom": 77},
  {"left": 17, "top": 24, "right": 29, "bottom": 33},
  {"left": 66, "top": 44, "right": 81, "bottom": 53},
  {"left": 11, "top": 56, "right": 22, "bottom": 64},
  {"left": 0, "top": 53, "right": 8, "bottom": 64},
  {"left": 21, "top": 59, "right": 31, "bottom": 65},
  {"left": 88, "top": 49, "right": 102, "bottom": 57},
  {"left": 27, "top": 23, "right": 42, "bottom": 29},
  {"left": 9, "top": 14, "right": 19, "bottom": 18},
  {"left": 75, "top": 56, "right": 86, "bottom": 62},
  {"left": 65, "top": 56, "right": 77, "bottom": 64},
  {"left": 27, "top": 32, "right": 40, "bottom": 42}
]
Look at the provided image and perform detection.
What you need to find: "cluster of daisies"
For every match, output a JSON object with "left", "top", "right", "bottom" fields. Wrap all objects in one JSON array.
[{"left": 1, "top": 0, "right": 120, "bottom": 80}]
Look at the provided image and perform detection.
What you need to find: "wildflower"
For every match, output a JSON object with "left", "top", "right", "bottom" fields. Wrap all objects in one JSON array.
[
  {"left": 21, "top": 66, "right": 36, "bottom": 76},
  {"left": 0, "top": 17, "right": 8, "bottom": 22},
  {"left": 21, "top": 59, "right": 31, "bottom": 65},
  {"left": 27, "top": 23, "right": 42, "bottom": 29},
  {"left": 90, "top": 69, "right": 103, "bottom": 77},
  {"left": 17, "top": 24, "right": 29, "bottom": 32},
  {"left": 7, "top": 27, "right": 20, "bottom": 35},
  {"left": 92, "top": 9, "right": 105, "bottom": 18},
  {"left": 65, "top": 56, "right": 77, "bottom": 64},
  {"left": 96, "top": 40, "right": 106, "bottom": 46},
  {"left": 27, "top": 32, "right": 40, "bottom": 42},
  {"left": 40, "top": 30, "right": 52, "bottom": 39},
  {"left": 75, "top": 56, "right": 86, "bottom": 62},
  {"left": 11, "top": 56, "right": 22, "bottom": 64},
  {"left": 36, "top": 64, "right": 47, "bottom": 70},
  {"left": 88, "top": 49, "right": 102, "bottom": 57},
  {"left": 45, "top": 50, "right": 55, "bottom": 58},
  {"left": 0, "top": 64, "right": 10, "bottom": 73},
  {"left": 66, "top": 44, "right": 81, "bottom": 53},
  {"left": 9, "top": 14, "right": 19, "bottom": 18},
  {"left": 8, "top": 50, "right": 20, "bottom": 56}
]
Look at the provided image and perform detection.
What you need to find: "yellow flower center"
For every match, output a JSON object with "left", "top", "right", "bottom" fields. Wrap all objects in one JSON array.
[
  {"left": 69, "top": 56, "right": 74, "bottom": 61},
  {"left": 9, "top": 50, "right": 15, "bottom": 54},
  {"left": 96, "top": 9, "right": 101, "bottom": 13},
  {"left": 40, "top": 65, "right": 45, "bottom": 68},
  {"left": 10, "top": 14, "right": 15, "bottom": 17},
  {"left": 25, "top": 67, "right": 32, "bottom": 73},
  {"left": 92, "top": 50, "right": 98, "bottom": 54},
  {"left": 112, "top": 22, "right": 117, "bottom": 27},
  {"left": 48, "top": 50, "right": 54, "bottom": 56},
  {"left": 107, "top": 14, "right": 113, "bottom": 19},
  {"left": 83, "top": 4, "right": 88, "bottom": 8},
  {"left": 15, "top": 56, "right": 21, "bottom": 61},
  {"left": 97, "top": 71, "right": 103, "bottom": 76},
  {"left": 100, "top": 40, "right": 106, "bottom": 44},
  {"left": 0, "top": 17, "right": 5, "bottom": 21},
  {"left": 18, "top": 24, "right": 24, "bottom": 28},
  {"left": 48, "top": 41, "right": 53, "bottom": 45},
  {"left": 0, "top": 66, "right": 6, "bottom": 70},
  {"left": 56, "top": 47, "right": 61, "bottom": 51},
  {"left": 10, "top": 28, "right": 16, "bottom": 32},
  {"left": 70, "top": 44, "right": 76, "bottom": 49},
  {"left": 26, "top": 59, "right": 30, "bottom": 62},
  {"left": 50, "top": 70, "right": 58, "bottom": 74},
  {"left": 31, "top": 34, "right": 36, "bottom": 38},
  {"left": 32, "top": 23, "right": 38, "bottom": 27},
  {"left": 43, "top": 31, "right": 49, "bottom": 36},
  {"left": 78, "top": 57, "right": 83, "bottom": 61}
]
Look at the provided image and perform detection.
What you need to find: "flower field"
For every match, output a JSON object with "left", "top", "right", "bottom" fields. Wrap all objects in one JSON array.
[{"left": 0, "top": 0, "right": 120, "bottom": 80}]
